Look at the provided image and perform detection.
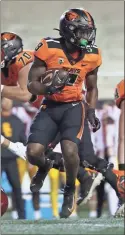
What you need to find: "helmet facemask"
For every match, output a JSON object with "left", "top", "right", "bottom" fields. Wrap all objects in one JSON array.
[
  {"left": 59, "top": 9, "right": 96, "bottom": 50},
  {"left": 66, "top": 23, "right": 96, "bottom": 49}
]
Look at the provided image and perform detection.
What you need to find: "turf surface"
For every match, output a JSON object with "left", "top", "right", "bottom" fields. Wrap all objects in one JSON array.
[{"left": 1, "top": 218, "right": 124, "bottom": 235}]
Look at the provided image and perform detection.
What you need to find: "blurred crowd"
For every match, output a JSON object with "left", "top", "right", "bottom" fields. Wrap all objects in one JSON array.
[{"left": 1, "top": 97, "right": 121, "bottom": 219}]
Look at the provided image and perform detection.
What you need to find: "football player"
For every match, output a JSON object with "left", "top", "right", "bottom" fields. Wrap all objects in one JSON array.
[
  {"left": 27, "top": 8, "right": 104, "bottom": 219},
  {"left": 115, "top": 80, "right": 125, "bottom": 171},
  {"left": 1, "top": 32, "right": 41, "bottom": 219},
  {"left": 114, "top": 79, "right": 125, "bottom": 217},
  {"left": 27, "top": 9, "right": 125, "bottom": 218},
  {"left": 1, "top": 32, "right": 34, "bottom": 102},
  {"left": 1, "top": 32, "right": 101, "bottom": 212}
]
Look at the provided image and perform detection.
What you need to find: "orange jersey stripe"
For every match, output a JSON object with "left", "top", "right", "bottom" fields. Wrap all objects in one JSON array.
[{"left": 77, "top": 102, "right": 85, "bottom": 140}]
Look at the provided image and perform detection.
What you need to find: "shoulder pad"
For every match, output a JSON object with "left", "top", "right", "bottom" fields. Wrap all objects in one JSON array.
[{"left": 45, "top": 38, "right": 61, "bottom": 49}]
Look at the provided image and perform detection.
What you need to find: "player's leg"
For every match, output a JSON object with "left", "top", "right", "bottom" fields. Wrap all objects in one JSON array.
[
  {"left": 96, "top": 181, "right": 105, "bottom": 217},
  {"left": 48, "top": 143, "right": 61, "bottom": 218},
  {"left": 49, "top": 168, "right": 59, "bottom": 218},
  {"left": 77, "top": 118, "right": 104, "bottom": 205},
  {"left": 11, "top": 157, "right": 27, "bottom": 219},
  {"left": 118, "top": 100, "right": 125, "bottom": 170},
  {"left": 28, "top": 164, "right": 41, "bottom": 219},
  {"left": 27, "top": 106, "right": 58, "bottom": 193},
  {"left": 5, "top": 159, "right": 25, "bottom": 219},
  {"left": 60, "top": 102, "right": 85, "bottom": 218},
  {"left": 83, "top": 153, "right": 124, "bottom": 215},
  {"left": 32, "top": 192, "right": 41, "bottom": 219},
  {"left": 114, "top": 100, "right": 125, "bottom": 217},
  {"left": 77, "top": 115, "right": 124, "bottom": 210},
  {"left": 60, "top": 171, "right": 79, "bottom": 218}
]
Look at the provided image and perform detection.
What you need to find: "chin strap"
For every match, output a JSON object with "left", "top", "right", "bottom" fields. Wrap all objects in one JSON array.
[{"left": 53, "top": 28, "right": 60, "bottom": 32}]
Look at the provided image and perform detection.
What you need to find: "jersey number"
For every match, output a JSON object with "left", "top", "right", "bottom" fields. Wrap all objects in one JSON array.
[
  {"left": 2, "top": 122, "right": 13, "bottom": 137},
  {"left": 18, "top": 52, "right": 31, "bottom": 66},
  {"left": 35, "top": 42, "right": 43, "bottom": 51}
]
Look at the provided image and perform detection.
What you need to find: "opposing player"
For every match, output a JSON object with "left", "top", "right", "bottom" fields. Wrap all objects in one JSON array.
[{"left": 27, "top": 8, "right": 102, "bottom": 218}]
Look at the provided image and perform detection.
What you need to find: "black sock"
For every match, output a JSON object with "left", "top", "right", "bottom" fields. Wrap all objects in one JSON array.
[
  {"left": 77, "top": 166, "right": 90, "bottom": 184},
  {"left": 103, "top": 169, "right": 119, "bottom": 197},
  {"left": 65, "top": 184, "right": 75, "bottom": 193},
  {"left": 119, "top": 164, "right": 125, "bottom": 171}
]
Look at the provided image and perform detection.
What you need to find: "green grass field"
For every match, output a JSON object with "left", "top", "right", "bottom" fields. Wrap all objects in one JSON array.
[{"left": 1, "top": 218, "right": 124, "bottom": 235}]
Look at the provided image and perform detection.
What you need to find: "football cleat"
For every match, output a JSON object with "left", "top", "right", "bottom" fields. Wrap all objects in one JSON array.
[
  {"left": 60, "top": 187, "right": 75, "bottom": 218},
  {"left": 30, "top": 159, "right": 53, "bottom": 193},
  {"left": 77, "top": 169, "right": 104, "bottom": 205},
  {"left": 115, "top": 201, "right": 125, "bottom": 218}
]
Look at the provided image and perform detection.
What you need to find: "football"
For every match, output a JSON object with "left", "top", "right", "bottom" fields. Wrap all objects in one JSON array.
[
  {"left": 1, "top": 188, "right": 8, "bottom": 216},
  {"left": 41, "top": 68, "right": 69, "bottom": 87}
]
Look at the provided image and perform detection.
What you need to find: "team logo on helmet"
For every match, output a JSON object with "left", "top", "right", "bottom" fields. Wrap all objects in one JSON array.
[
  {"left": 66, "top": 11, "right": 79, "bottom": 21},
  {"left": 1, "top": 33, "right": 16, "bottom": 41}
]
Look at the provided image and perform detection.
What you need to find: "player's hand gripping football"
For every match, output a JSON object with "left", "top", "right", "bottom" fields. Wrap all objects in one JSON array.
[
  {"left": 87, "top": 108, "right": 101, "bottom": 132},
  {"left": 42, "top": 69, "right": 70, "bottom": 95}
]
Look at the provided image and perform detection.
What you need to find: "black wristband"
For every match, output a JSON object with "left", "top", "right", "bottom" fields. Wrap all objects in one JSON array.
[
  {"left": 29, "top": 95, "right": 37, "bottom": 103},
  {"left": 45, "top": 86, "right": 57, "bottom": 95},
  {"left": 45, "top": 85, "right": 64, "bottom": 95},
  {"left": 87, "top": 108, "right": 95, "bottom": 115}
]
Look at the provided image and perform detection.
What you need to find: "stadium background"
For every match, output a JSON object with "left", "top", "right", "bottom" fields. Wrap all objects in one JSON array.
[{"left": 1, "top": 0, "right": 124, "bottom": 228}]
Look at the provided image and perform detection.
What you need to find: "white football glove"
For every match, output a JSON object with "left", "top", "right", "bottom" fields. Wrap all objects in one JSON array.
[
  {"left": 1, "top": 135, "right": 5, "bottom": 144},
  {"left": 8, "top": 142, "right": 27, "bottom": 161}
]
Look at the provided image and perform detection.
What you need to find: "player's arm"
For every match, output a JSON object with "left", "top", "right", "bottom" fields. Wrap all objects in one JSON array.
[
  {"left": 1, "top": 63, "right": 32, "bottom": 102},
  {"left": 27, "top": 57, "right": 66, "bottom": 95},
  {"left": 27, "top": 57, "right": 48, "bottom": 95},
  {"left": 28, "top": 38, "right": 68, "bottom": 95},
  {"left": 85, "top": 67, "right": 98, "bottom": 109},
  {"left": 1, "top": 135, "right": 26, "bottom": 160},
  {"left": 118, "top": 100, "right": 125, "bottom": 166},
  {"left": 85, "top": 67, "right": 100, "bottom": 132}
]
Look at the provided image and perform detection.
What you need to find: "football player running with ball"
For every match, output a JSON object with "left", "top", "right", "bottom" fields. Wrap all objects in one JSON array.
[{"left": 27, "top": 8, "right": 102, "bottom": 218}]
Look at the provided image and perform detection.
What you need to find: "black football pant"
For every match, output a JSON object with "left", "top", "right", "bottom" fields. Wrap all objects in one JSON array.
[{"left": 1, "top": 158, "right": 25, "bottom": 219}]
